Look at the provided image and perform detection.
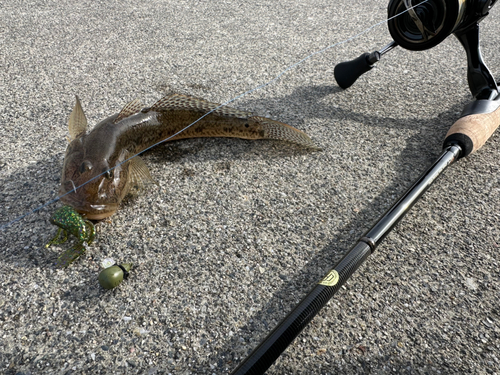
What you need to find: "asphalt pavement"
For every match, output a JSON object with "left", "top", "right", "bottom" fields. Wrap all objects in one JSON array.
[{"left": 1, "top": 1, "right": 499, "bottom": 374}]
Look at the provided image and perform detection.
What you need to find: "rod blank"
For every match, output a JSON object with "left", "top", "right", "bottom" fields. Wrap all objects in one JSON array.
[{"left": 232, "top": 145, "right": 462, "bottom": 375}]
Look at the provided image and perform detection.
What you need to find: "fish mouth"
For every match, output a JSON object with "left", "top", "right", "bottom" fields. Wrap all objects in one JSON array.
[{"left": 59, "top": 193, "right": 118, "bottom": 220}]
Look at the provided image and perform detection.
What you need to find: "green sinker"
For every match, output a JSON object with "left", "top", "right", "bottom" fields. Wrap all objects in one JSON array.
[{"left": 46, "top": 205, "right": 95, "bottom": 267}]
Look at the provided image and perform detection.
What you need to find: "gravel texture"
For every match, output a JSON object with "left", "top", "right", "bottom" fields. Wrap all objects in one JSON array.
[{"left": 1, "top": 1, "right": 500, "bottom": 374}]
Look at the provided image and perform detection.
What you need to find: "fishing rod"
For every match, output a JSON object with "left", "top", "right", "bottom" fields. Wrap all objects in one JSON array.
[{"left": 231, "top": 1, "right": 499, "bottom": 373}]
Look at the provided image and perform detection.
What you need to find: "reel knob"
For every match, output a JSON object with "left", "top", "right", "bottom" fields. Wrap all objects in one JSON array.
[{"left": 387, "top": 0, "right": 467, "bottom": 51}]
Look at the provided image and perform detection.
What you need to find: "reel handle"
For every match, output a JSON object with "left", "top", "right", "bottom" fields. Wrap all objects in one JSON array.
[
  {"left": 444, "top": 96, "right": 500, "bottom": 156},
  {"left": 334, "top": 42, "right": 397, "bottom": 89},
  {"left": 334, "top": 52, "right": 380, "bottom": 89}
]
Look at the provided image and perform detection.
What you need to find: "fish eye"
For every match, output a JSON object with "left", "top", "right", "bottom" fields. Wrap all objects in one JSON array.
[
  {"left": 104, "top": 170, "right": 114, "bottom": 179},
  {"left": 79, "top": 161, "right": 93, "bottom": 173}
]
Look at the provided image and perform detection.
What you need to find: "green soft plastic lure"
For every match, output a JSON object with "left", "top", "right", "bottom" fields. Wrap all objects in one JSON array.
[{"left": 46, "top": 205, "right": 95, "bottom": 267}]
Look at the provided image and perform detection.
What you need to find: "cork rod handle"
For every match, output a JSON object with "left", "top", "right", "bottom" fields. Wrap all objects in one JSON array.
[{"left": 445, "top": 102, "right": 500, "bottom": 155}]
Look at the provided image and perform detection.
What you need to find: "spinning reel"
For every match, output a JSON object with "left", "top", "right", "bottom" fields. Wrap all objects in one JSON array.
[{"left": 335, "top": 0, "right": 499, "bottom": 99}]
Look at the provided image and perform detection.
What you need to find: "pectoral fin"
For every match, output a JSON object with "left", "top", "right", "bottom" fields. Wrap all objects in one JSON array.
[
  {"left": 129, "top": 154, "right": 157, "bottom": 188},
  {"left": 118, "top": 149, "right": 157, "bottom": 193},
  {"left": 68, "top": 95, "right": 88, "bottom": 141}
]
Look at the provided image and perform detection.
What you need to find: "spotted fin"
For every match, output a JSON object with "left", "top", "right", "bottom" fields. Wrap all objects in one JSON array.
[
  {"left": 68, "top": 95, "right": 88, "bottom": 141},
  {"left": 129, "top": 154, "right": 157, "bottom": 188},
  {"left": 150, "top": 93, "right": 252, "bottom": 118},
  {"left": 114, "top": 98, "right": 143, "bottom": 124},
  {"left": 251, "top": 116, "right": 321, "bottom": 150},
  {"left": 118, "top": 149, "right": 157, "bottom": 193}
]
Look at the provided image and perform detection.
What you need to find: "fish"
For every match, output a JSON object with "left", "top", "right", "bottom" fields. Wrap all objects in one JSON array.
[
  {"left": 47, "top": 93, "right": 318, "bottom": 266},
  {"left": 58, "top": 93, "right": 319, "bottom": 220}
]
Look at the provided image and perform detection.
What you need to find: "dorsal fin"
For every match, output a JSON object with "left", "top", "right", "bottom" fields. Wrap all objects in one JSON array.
[
  {"left": 68, "top": 95, "right": 88, "bottom": 141},
  {"left": 150, "top": 93, "right": 252, "bottom": 119},
  {"left": 113, "top": 98, "right": 143, "bottom": 124}
]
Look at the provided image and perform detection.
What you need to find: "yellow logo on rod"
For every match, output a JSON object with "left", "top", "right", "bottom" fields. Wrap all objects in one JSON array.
[{"left": 319, "top": 270, "right": 339, "bottom": 287}]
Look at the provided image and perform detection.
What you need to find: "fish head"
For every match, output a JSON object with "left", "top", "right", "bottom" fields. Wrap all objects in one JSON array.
[
  {"left": 57, "top": 96, "right": 132, "bottom": 220},
  {"left": 59, "top": 136, "right": 131, "bottom": 220}
]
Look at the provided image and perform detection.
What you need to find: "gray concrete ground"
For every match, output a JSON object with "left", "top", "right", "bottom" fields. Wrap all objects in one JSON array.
[{"left": 1, "top": 1, "right": 499, "bottom": 374}]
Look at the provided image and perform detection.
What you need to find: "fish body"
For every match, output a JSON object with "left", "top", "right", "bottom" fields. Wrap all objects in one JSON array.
[{"left": 59, "top": 94, "right": 318, "bottom": 220}]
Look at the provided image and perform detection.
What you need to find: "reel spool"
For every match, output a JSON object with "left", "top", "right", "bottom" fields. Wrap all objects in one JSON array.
[{"left": 387, "top": 0, "right": 467, "bottom": 51}]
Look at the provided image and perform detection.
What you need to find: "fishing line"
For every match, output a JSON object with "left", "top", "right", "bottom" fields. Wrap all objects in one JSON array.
[{"left": 0, "top": 0, "right": 428, "bottom": 232}]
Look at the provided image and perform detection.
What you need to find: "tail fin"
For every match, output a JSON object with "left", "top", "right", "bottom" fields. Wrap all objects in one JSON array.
[{"left": 251, "top": 116, "right": 320, "bottom": 150}]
